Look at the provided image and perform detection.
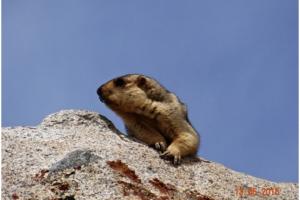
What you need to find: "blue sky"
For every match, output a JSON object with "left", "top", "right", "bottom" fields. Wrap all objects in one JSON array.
[{"left": 3, "top": 1, "right": 298, "bottom": 182}]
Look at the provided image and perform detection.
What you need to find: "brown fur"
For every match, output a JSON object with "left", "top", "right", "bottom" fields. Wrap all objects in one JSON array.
[{"left": 97, "top": 74, "right": 200, "bottom": 164}]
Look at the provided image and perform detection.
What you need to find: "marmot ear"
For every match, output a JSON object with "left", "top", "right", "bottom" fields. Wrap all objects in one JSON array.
[{"left": 137, "top": 76, "right": 147, "bottom": 87}]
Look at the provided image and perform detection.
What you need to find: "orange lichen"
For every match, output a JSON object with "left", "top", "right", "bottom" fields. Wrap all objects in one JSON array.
[
  {"left": 107, "top": 160, "right": 215, "bottom": 200},
  {"left": 118, "top": 180, "right": 157, "bottom": 200},
  {"left": 33, "top": 169, "right": 49, "bottom": 181},
  {"left": 107, "top": 160, "right": 141, "bottom": 183},
  {"left": 149, "top": 178, "right": 176, "bottom": 195},
  {"left": 186, "top": 190, "right": 214, "bottom": 200},
  {"left": 12, "top": 193, "right": 19, "bottom": 199}
]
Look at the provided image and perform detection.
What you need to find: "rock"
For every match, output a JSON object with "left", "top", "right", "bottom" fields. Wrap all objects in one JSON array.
[
  {"left": 2, "top": 110, "right": 298, "bottom": 200},
  {"left": 49, "top": 149, "right": 99, "bottom": 173}
]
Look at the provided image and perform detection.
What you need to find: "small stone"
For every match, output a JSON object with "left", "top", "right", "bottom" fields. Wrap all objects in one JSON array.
[{"left": 49, "top": 149, "right": 99, "bottom": 173}]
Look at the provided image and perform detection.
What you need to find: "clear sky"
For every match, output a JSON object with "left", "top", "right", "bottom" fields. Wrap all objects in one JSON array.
[{"left": 3, "top": 0, "right": 298, "bottom": 182}]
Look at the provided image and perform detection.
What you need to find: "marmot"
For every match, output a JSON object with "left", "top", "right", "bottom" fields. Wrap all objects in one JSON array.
[{"left": 97, "top": 74, "right": 200, "bottom": 164}]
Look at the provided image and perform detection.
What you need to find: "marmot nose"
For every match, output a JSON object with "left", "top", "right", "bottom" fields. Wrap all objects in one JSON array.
[{"left": 97, "top": 86, "right": 104, "bottom": 102}]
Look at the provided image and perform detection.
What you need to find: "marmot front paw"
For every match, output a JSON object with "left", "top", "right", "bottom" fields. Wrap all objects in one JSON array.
[
  {"left": 154, "top": 141, "right": 167, "bottom": 152},
  {"left": 160, "top": 147, "right": 181, "bottom": 165}
]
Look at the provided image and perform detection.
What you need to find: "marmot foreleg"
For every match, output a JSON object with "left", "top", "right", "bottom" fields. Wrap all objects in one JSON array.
[
  {"left": 161, "top": 132, "right": 199, "bottom": 164},
  {"left": 122, "top": 114, "right": 167, "bottom": 151}
]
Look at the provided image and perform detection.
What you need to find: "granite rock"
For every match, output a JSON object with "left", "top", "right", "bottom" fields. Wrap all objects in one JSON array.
[{"left": 2, "top": 110, "right": 298, "bottom": 200}]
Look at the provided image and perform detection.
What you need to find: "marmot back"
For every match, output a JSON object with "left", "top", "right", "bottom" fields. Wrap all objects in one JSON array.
[{"left": 97, "top": 74, "right": 200, "bottom": 164}]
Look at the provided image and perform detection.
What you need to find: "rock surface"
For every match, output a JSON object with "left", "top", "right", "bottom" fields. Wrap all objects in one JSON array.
[{"left": 2, "top": 110, "right": 298, "bottom": 200}]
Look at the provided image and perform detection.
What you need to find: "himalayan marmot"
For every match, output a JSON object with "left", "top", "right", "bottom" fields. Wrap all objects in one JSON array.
[{"left": 97, "top": 74, "right": 200, "bottom": 164}]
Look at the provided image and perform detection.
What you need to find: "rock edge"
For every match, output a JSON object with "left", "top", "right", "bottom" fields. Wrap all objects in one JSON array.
[{"left": 2, "top": 110, "right": 298, "bottom": 200}]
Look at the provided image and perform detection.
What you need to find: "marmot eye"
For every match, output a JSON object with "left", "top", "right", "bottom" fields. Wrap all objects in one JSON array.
[{"left": 114, "top": 78, "right": 125, "bottom": 87}]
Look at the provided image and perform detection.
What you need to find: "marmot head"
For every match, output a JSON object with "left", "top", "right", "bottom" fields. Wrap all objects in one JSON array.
[{"left": 97, "top": 74, "right": 149, "bottom": 111}]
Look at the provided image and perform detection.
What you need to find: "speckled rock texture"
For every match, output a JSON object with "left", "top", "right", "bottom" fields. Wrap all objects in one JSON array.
[{"left": 2, "top": 110, "right": 298, "bottom": 200}]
